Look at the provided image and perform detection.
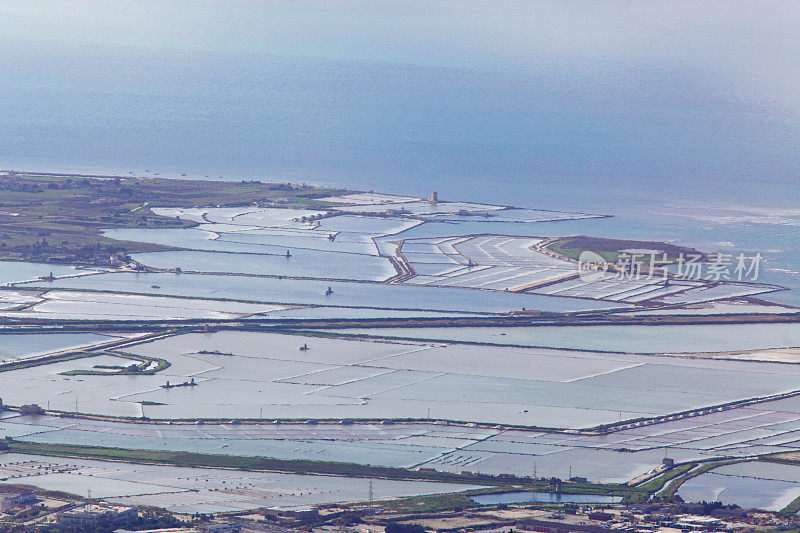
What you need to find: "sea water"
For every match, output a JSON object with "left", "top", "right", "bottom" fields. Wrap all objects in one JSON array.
[{"left": 0, "top": 3, "right": 797, "bottom": 303}]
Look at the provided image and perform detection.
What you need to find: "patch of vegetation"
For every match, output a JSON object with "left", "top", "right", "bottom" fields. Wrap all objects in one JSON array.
[
  {"left": 547, "top": 235, "right": 706, "bottom": 264},
  {"left": 386, "top": 523, "right": 428, "bottom": 533},
  {"left": 0, "top": 172, "right": 348, "bottom": 265},
  {"left": 58, "top": 351, "right": 170, "bottom": 376},
  {"left": 378, "top": 490, "right": 496, "bottom": 514},
  {"left": 39, "top": 509, "right": 182, "bottom": 533},
  {"left": 760, "top": 453, "right": 800, "bottom": 466},
  {"left": 197, "top": 350, "right": 234, "bottom": 356},
  {"left": 379, "top": 478, "right": 654, "bottom": 513},
  {"left": 780, "top": 495, "right": 800, "bottom": 516}
]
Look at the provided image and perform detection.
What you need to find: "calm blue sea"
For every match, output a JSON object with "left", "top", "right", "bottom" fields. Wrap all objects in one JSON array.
[{"left": 1, "top": 2, "right": 797, "bottom": 303}]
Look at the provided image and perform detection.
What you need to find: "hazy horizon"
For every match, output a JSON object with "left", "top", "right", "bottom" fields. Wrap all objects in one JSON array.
[{"left": 1, "top": 1, "right": 797, "bottom": 209}]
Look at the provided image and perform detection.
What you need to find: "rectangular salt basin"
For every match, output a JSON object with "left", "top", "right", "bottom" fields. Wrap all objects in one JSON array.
[
  {"left": 713, "top": 461, "right": 800, "bottom": 483},
  {"left": 375, "top": 344, "right": 640, "bottom": 382},
  {"left": 6, "top": 329, "right": 800, "bottom": 428},
  {"left": 0, "top": 453, "right": 480, "bottom": 513},
  {"left": 360, "top": 372, "right": 732, "bottom": 416},
  {"left": 0, "top": 332, "right": 117, "bottom": 360},
  {"left": 330, "top": 323, "right": 800, "bottom": 353},
  {"left": 0, "top": 472, "right": 186, "bottom": 498},
  {"left": 1, "top": 291, "right": 285, "bottom": 321},
  {"left": 313, "top": 215, "right": 421, "bottom": 235},
  {"left": 132, "top": 249, "right": 397, "bottom": 281},
  {"left": 421, "top": 446, "right": 701, "bottom": 483},
  {"left": 151, "top": 206, "right": 324, "bottom": 226},
  {"left": 21, "top": 271, "right": 625, "bottom": 313},
  {"left": 0, "top": 261, "right": 97, "bottom": 284},
  {"left": 255, "top": 306, "right": 488, "bottom": 320},
  {"left": 677, "top": 471, "right": 800, "bottom": 511},
  {"left": 20, "top": 429, "right": 442, "bottom": 467},
  {"left": 0, "top": 290, "right": 41, "bottom": 310},
  {"left": 106, "top": 226, "right": 379, "bottom": 256},
  {"left": 219, "top": 230, "right": 379, "bottom": 255},
  {"left": 126, "top": 330, "right": 423, "bottom": 365},
  {"left": 0, "top": 408, "right": 772, "bottom": 484}
]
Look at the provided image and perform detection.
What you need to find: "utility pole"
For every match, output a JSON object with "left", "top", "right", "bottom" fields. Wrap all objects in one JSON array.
[{"left": 368, "top": 480, "right": 374, "bottom": 502}]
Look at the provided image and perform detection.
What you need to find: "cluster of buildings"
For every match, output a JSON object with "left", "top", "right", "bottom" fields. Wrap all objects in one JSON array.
[
  {"left": 1, "top": 479, "right": 799, "bottom": 533},
  {"left": 55, "top": 503, "right": 138, "bottom": 528},
  {"left": 116, "top": 525, "right": 239, "bottom": 533},
  {"left": 354, "top": 503, "right": 799, "bottom": 533},
  {"left": 0, "top": 487, "right": 141, "bottom": 529},
  {"left": 0, "top": 487, "right": 36, "bottom": 513},
  {"left": 0, "top": 486, "right": 244, "bottom": 532}
]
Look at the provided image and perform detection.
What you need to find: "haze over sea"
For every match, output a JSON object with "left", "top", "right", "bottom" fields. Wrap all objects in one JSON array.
[{"left": 1, "top": 1, "right": 798, "bottom": 302}]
